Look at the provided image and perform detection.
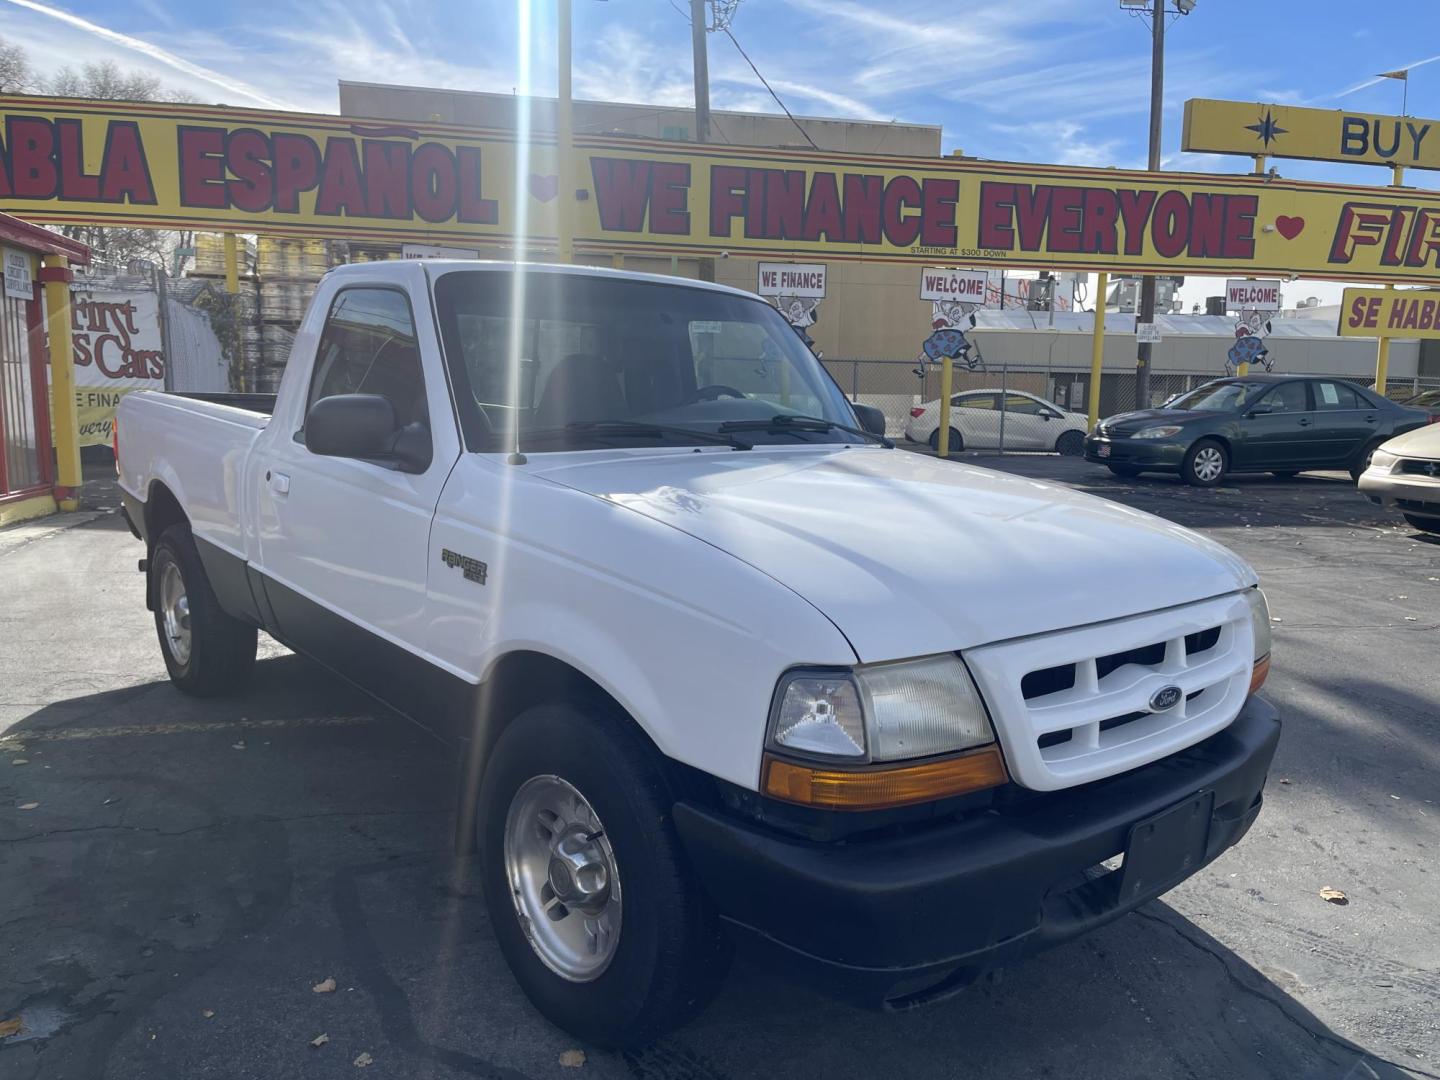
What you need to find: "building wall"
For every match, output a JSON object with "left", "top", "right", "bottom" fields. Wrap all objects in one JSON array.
[{"left": 337, "top": 81, "right": 942, "bottom": 360}]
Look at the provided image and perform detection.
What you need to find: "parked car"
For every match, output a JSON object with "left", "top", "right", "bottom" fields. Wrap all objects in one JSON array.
[
  {"left": 1400, "top": 388, "right": 1440, "bottom": 420},
  {"left": 116, "top": 261, "right": 1279, "bottom": 1047},
  {"left": 1359, "top": 422, "right": 1440, "bottom": 533},
  {"left": 1085, "top": 375, "right": 1430, "bottom": 487},
  {"left": 905, "top": 388, "right": 1089, "bottom": 454}
]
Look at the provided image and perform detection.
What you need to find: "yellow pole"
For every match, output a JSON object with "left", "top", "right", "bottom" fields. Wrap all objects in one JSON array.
[
  {"left": 1375, "top": 164, "right": 1406, "bottom": 397},
  {"left": 612, "top": 252, "right": 623, "bottom": 270},
  {"left": 556, "top": 0, "right": 574, "bottom": 264},
  {"left": 937, "top": 355, "right": 953, "bottom": 458},
  {"left": 1253, "top": 154, "right": 1267, "bottom": 175},
  {"left": 1087, "top": 272, "right": 1108, "bottom": 430},
  {"left": 42, "top": 254, "right": 81, "bottom": 511},
  {"left": 223, "top": 233, "right": 239, "bottom": 293}
]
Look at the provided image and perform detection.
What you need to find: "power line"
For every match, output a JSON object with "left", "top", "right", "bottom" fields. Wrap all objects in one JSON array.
[{"left": 722, "top": 27, "right": 819, "bottom": 149}]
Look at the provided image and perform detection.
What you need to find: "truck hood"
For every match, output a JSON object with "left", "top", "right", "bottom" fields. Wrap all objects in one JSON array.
[{"left": 531, "top": 447, "right": 1255, "bottom": 661}]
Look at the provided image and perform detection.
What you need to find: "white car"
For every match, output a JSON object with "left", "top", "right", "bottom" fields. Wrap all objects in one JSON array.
[
  {"left": 905, "top": 388, "right": 1090, "bottom": 454},
  {"left": 116, "top": 261, "right": 1277, "bottom": 1047},
  {"left": 1358, "top": 421, "right": 1440, "bottom": 533}
]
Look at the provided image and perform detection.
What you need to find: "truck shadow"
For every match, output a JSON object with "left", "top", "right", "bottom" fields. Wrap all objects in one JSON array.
[{"left": 2, "top": 656, "right": 1426, "bottom": 1080}]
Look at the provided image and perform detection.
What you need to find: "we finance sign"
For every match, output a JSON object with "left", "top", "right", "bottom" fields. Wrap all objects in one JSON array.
[{"left": 8, "top": 95, "right": 1440, "bottom": 283}]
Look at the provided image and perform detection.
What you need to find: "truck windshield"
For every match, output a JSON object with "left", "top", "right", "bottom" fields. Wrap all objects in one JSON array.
[{"left": 432, "top": 269, "right": 861, "bottom": 452}]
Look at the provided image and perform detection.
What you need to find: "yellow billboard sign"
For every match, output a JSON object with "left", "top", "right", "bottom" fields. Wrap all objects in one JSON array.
[
  {"left": 1183, "top": 98, "right": 1440, "bottom": 171},
  {"left": 1338, "top": 287, "right": 1440, "bottom": 338},
  {"left": 5, "top": 96, "right": 1440, "bottom": 283}
]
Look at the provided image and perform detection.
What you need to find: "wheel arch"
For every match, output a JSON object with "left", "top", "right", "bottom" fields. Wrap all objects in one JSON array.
[{"left": 143, "top": 481, "right": 190, "bottom": 610}]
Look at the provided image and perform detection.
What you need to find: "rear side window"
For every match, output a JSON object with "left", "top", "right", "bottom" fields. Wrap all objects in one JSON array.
[
  {"left": 1259, "top": 382, "right": 1309, "bottom": 413},
  {"left": 953, "top": 393, "right": 998, "bottom": 410},
  {"left": 1314, "top": 381, "right": 1360, "bottom": 410},
  {"left": 306, "top": 288, "right": 427, "bottom": 428},
  {"left": 1000, "top": 394, "right": 1047, "bottom": 415}
]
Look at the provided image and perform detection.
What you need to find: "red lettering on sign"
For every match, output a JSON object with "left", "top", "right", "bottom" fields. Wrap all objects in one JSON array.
[
  {"left": 1046, "top": 186, "right": 1083, "bottom": 254},
  {"left": 977, "top": 182, "right": 1016, "bottom": 249},
  {"left": 98, "top": 121, "right": 154, "bottom": 204},
  {"left": 9, "top": 117, "right": 57, "bottom": 198},
  {"left": 709, "top": 165, "right": 747, "bottom": 237},
  {"left": 411, "top": 143, "right": 457, "bottom": 224},
  {"left": 225, "top": 128, "right": 273, "bottom": 212},
  {"left": 880, "top": 175, "right": 922, "bottom": 247},
  {"left": 271, "top": 133, "right": 321, "bottom": 213},
  {"left": 1117, "top": 190, "right": 1157, "bottom": 256},
  {"left": 55, "top": 119, "right": 100, "bottom": 200},
  {"left": 919, "top": 178, "right": 958, "bottom": 246},
  {"left": 842, "top": 174, "right": 882, "bottom": 244},
  {"left": 1329, "top": 202, "right": 1391, "bottom": 263},
  {"left": 1151, "top": 190, "right": 1189, "bottom": 259},
  {"left": 177, "top": 126, "right": 226, "bottom": 208},
  {"left": 764, "top": 170, "right": 805, "bottom": 238},
  {"left": 1013, "top": 185, "right": 1050, "bottom": 250},
  {"left": 648, "top": 161, "right": 690, "bottom": 234},
  {"left": 803, "top": 172, "right": 842, "bottom": 242},
  {"left": 315, "top": 137, "right": 367, "bottom": 217},
  {"left": 592, "top": 158, "right": 654, "bottom": 232},
  {"left": 455, "top": 147, "right": 497, "bottom": 225},
  {"left": 362, "top": 141, "right": 409, "bottom": 219},
  {"left": 1403, "top": 208, "right": 1440, "bottom": 269}
]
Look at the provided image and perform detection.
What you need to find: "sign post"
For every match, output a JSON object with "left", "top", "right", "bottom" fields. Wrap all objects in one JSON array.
[{"left": 1088, "top": 272, "right": 1108, "bottom": 431}]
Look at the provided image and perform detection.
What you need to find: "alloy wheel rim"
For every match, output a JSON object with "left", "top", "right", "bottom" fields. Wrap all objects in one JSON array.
[
  {"left": 1194, "top": 447, "right": 1223, "bottom": 482},
  {"left": 159, "top": 561, "right": 192, "bottom": 664},
  {"left": 503, "top": 774, "right": 622, "bottom": 982}
]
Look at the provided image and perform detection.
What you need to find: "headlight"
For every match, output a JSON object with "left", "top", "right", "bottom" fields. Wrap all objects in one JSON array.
[
  {"left": 1245, "top": 587, "right": 1272, "bottom": 694},
  {"left": 1368, "top": 449, "right": 1398, "bottom": 471},
  {"left": 768, "top": 655, "right": 995, "bottom": 763},
  {"left": 1134, "top": 425, "right": 1182, "bottom": 439}
]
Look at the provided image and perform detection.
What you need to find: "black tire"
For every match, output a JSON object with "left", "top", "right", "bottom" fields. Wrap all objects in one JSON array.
[
  {"left": 150, "top": 525, "right": 257, "bottom": 696},
  {"left": 478, "top": 701, "right": 729, "bottom": 1048},
  {"left": 1107, "top": 464, "right": 1142, "bottom": 478},
  {"left": 1403, "top": 512, "right": 1440, "bottom": 534},
  {"left": 1350, "top": 439, "right": 1385, "bottom": 483},
  {"left": 1271, "top": 471, "right": 1300, "bottom": 479},
  {"left": 1055, "top": 430, "right": 1085, "bottom": 457},
  {"left": 1183, "top": 438, "right": 1228, "bottom": 487},
  {"left": 928, "top": 426, "right": 963, "bottom": 453}
]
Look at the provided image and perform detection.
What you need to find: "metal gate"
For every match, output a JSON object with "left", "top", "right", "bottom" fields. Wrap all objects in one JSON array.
[{"left": 0, "top": 272, "right": 52, "bottom": 506}]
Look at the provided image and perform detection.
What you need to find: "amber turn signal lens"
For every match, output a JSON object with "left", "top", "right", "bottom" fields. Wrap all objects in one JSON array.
[
  {"left": 1249, "top": 654, "right": 1270, "bottom": 695},
  {"left": 762, "top": 744, "right": 1008, "bottom": 810}
]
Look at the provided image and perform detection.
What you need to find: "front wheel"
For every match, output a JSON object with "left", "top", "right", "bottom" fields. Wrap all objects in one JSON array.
[
  {"left": 1183, "top": 439, "right": 1228, "bottom": 487},
  {"left": 1404, "top": 512, "right": 1440, "bottom": 534},
  {"left": 1055, "top": 430, "right": 1085, "bottom": 457},
  {"left": 478, "top": 702, "right": 729, "bottom": 1048},
  {"left": 150, "top": 525, "right": 257, "bottom": 696}
]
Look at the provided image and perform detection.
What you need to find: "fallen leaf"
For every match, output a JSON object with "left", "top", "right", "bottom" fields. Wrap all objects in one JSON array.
[
  {"left": 1319, "top": 887, "right": 1349, "bottom": 905},
  {"left": 0, "top": 1017, "right": 22, "bottom": 1038},
  {"left": 17, "top": 802, "right": 38, "bottom": 811},
  {"left": 231, "top": 741, "right": 245, "bottom": 750},
  {"left": 202, "top": 1009, "right": 215, "bottom": 1019},
  {"left": 311, "top": 1033, "right": 330, "bottom": 1048},
  {"left": 354, "top": 1051, "right": 373, "bottom": 1067},
  {"left": 1390, "top": 794, "right": 1401, "bottom": 800},
  {"left": 1279, "top": 778, "right": 1291, "bottom": 785},
  {"left": 312, "top": 976, "right": 336, "bottom": 993},
  {"left": 559, "top": 1049, "right": 587, "bottom": 1068},
  {"left": 1404, "top": 616, "right": 1418, "bottom": 622},
  {"left": 10, "top": 759, "right": 27, "bottom": 766}
]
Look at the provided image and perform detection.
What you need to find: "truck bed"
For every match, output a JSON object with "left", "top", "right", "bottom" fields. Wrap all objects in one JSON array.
[{"left": 173, "top": 392, "right": 278, "bottom": 415}]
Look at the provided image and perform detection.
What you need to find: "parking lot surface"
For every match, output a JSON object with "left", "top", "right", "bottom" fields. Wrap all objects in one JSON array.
[{"left": 2, "top": 458, "right": 1438, "bottom": 1080}]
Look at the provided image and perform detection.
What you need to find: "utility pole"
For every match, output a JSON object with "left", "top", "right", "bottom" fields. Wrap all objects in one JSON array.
[
  {"left": 690, "top": 0, "right": 715, "bottom": 281},
  {"left": 1133, "top": 0, "right": 1165, "bottom": 409}
]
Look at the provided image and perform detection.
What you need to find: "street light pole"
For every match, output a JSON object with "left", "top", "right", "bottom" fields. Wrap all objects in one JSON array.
[
  {"left": 1134, "top": 0, "right": 1165, "bottom": 409},
  {"left": 691, "top": 0, "right": 715, "bottom": 282}
]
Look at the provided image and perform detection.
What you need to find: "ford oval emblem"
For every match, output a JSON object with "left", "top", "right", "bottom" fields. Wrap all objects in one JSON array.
[{"left": 1149, "top": 685, "right": 1183, "bottom": 712}]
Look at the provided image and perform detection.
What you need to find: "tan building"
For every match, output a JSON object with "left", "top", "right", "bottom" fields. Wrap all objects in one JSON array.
[{"left": 337, "top": 81, "right": 944, "bottom": 360}]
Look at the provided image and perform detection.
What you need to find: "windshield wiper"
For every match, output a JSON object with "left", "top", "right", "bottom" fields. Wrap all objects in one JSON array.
[
  {"left": 522, "top": 420, "right": 752, "bottom": 450},
  {"left": 718, "top": 413, "right": 893, "bottom": 448}
]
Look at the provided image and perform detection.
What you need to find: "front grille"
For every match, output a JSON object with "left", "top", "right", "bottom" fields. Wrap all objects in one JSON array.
[
  {"left": 1398, "top": 497, "right": 1440, "bottom": 514},
  {"left": 966, "top": 594, "right": 1254, "bottom": 791},
  {"left": 1400, "top": 459, "right": 1440, "bottom": 477}
]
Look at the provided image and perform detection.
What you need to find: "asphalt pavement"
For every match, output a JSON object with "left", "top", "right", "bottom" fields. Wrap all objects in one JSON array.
[{"left": 1, "top": 456, "right": 1438, "bottom": 1080}]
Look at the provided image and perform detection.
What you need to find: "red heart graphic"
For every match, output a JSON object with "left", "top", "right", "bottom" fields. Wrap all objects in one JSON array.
[
  {"left": 527, "top": 173, "right": 559, "bottom": 202},
  {"left": 1275, "top": 215, "right": 1305, "bottom": 240}
]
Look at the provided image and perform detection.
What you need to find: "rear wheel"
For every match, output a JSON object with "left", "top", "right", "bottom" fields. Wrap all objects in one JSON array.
[
  {"left": 1107, "top": 464, "right": 1142, "bottom": 478},
  {"left": 929, "top": 427, "right": 963, "bottom": 453},
  {"left": 1183, "top": 439, "right": 1228, "bottom": 487},
  {"left": 150, "top": 525, "right": 257, "bottom": 696},
  {"left": 1403, "top": 513, "right": 1440, "bottom": 534},
  {"left": 1055, "top": 430, "right": 1084, "bottom": 457},
  {"left": 1350, "top": 439, "right": 1385, "bottom": 483},
  {"left": 478, "top": 701, "right": 729, "bottom": 1048}
]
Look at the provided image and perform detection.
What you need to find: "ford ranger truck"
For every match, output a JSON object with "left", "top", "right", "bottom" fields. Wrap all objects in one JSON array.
[{"left": 116, "top": 261, "right": 1280, "bottom": 1048}]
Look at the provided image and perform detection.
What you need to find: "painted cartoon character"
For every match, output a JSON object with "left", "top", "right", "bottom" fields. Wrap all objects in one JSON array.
[
  {"left": 915, "top": 297, "right": 983, "bottom": 375},
  {"left": 1225, "top": 313, "right": 1274, "bottom": 375}
]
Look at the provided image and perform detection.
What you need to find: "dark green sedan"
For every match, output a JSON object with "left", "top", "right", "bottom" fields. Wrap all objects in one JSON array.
[{"left": 1084, "top": 375, "right": 1431, "bottom": 487}]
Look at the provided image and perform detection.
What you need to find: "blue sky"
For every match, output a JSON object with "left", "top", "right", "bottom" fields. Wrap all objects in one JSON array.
[{"left": 4, "top": 0, "right": 1439, "bottom": 303}]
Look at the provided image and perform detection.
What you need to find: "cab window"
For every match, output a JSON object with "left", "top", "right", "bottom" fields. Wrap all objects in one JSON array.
[
  {"left": 1314, "top": 381, "right": 1361, "bottom": 410},
  {"left": 307, "top": 288, "right": 427, "bottom": 428}
]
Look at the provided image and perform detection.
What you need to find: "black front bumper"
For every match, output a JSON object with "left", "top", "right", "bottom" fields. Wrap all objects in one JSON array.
[
  {"left": 674, "top": 696, "right": 1280, "bottom": 1008},
  {"left": 1083, "top": 434, "right": 1186, "bottom": 470}
]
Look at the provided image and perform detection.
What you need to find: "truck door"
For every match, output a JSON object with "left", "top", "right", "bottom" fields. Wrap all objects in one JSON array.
[{"left": 253, "top": 282, "right": 461, "bottom": 685}]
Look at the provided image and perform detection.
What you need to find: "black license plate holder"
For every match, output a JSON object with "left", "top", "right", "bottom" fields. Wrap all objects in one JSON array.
[{"left": 1117, "top": 790, "right": 1214, "bottom": 905}]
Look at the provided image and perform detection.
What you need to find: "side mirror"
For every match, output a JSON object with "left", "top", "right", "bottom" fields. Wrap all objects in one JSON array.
[
  {"left": 305, "top": 393, "right": 432, "bottom": 473},
  {"left": 1246, "top": 402, "right": 1275, "bottom": 417},
  {"left": 852, "top": 402, "right": 888, "bottom": 437}
]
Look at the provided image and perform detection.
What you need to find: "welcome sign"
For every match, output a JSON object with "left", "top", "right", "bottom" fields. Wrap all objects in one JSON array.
[{"left": 5, "top": 96, "right": 1440, "bottom": 283}]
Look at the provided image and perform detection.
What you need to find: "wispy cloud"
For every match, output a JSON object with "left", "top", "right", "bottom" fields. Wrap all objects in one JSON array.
[
  {"left": 0, "top": 0, "right": 296, "bottom": 108},
  {"left": 1330, "top": 52, "right": 1440, "bottom": 99}
]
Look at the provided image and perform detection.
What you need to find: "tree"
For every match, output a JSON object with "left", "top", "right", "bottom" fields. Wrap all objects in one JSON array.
[
  {"left": 0, "top": 36, "right": 35, "bottom": 93},
  {"left": 48, "top": 60, "right": 166, "bottom": 103}
]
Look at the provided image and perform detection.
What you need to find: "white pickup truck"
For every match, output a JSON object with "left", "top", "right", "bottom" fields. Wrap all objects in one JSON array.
[{"left": 117, "top": 260, "right": 1279, "bottom": 1047}]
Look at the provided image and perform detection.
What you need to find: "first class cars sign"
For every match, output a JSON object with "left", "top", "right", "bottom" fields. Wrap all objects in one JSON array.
[{"left": 8, "top": 95, "right": 1440, "bottom": 282}]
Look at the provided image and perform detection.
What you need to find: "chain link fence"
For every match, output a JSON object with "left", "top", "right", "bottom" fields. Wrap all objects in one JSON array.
[{"left": 822, "top": 358, "right": 1440, "bottom": 451}]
